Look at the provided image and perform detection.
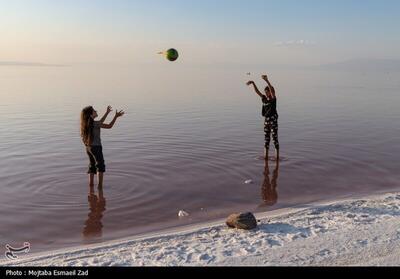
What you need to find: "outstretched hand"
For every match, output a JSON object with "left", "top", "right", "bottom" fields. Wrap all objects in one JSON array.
[
  {"left": 246, "top": 81, "right": 255, "bottom": 86},
  {"left": 115, "top": 110, "right": 125, "bottom": 118},
  {"left": 106, "top": 105, "right": 113, "bottom": 113},
  {"left": 262, "top": 75, "right": 268, "bottom": 81}
]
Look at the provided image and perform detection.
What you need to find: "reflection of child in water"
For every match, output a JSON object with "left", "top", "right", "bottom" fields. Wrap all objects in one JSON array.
[
  {"left": 83, "top": 189, "right": 106, "bottom": 238},
  {"left": 261, "top": 160, "right": 279, "bottom": 206}
]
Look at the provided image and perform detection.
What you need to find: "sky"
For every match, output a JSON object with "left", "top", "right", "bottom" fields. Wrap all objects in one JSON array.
[{"left": 1, "top": 0, "right": 400, "bottom": 66}]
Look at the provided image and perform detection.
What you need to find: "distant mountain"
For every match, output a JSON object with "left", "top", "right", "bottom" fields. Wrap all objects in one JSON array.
[
  {"left": 0, "top": 61, "right": 65, "bottom": 67},
  {"left": 317, "top": 59, "right": 400, "bottom": 72}
]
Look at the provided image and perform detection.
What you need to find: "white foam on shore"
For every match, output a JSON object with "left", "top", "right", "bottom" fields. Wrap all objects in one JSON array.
[{"left": 2, "top": 192, "right": 400, "bottom": 266}]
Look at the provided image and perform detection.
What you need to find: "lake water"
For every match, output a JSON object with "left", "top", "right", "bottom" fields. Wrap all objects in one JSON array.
[{"left": 1, "top": 64, "right": 400, "bottom": 254}]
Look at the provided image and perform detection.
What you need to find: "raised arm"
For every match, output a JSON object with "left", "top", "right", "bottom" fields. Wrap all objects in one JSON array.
[
  {"left": 246, "top": 81, "right": 264, "bottom": 98},
  {"left": 262, "top": 75, "right": 276, "bottom": 98},
  {"left": 100, "top": 106, "right": 113, "bottom": 123},
  {"left": 101, "top": 110, "right": 125, "bottom": 129}
]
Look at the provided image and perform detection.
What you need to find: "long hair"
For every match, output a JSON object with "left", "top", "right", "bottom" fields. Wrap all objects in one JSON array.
[{"left": 80, "top": 106, "right": 94, "bottom": 146}]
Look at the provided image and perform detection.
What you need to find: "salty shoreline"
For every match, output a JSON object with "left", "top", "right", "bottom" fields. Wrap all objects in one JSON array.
[{"left": 2, "top": 192, "right": 400, "bottom": 266}]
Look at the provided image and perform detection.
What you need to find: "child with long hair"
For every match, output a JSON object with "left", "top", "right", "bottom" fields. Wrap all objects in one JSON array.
[{"left": 80, "top": 105, "right": 124, "bottom": 189}]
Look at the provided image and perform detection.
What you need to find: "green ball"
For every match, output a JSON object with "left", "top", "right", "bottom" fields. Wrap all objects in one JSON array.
[{"left": 166, "top": 48, "right": 179, "bottom": 62}]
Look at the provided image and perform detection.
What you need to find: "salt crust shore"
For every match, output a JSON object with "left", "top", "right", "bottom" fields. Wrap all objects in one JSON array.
[{"left": 2, "top": 192, "right": 400, "bottom": 266}]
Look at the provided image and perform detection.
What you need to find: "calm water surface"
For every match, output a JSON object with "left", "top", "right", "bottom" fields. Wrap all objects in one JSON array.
[{"left": 1, "top": 65, "right": 399, "bottom": 253}]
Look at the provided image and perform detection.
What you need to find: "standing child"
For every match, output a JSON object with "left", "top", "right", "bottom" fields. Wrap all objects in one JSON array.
[
  {"left": 80, "top": 105, "right": 125, "bottom": 189},
  {"left": 247, "top": 74, "right": 280, "bottom": 160}
]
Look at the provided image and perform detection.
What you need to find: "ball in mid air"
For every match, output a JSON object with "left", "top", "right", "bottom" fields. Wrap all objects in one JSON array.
[{"left": 165, "top": 48, "right": 179, "bottom": 62}]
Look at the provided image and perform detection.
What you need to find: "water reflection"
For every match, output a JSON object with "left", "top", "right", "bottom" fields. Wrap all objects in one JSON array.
[
  {"left": 261, "top": 159, "right": 279, "bottom": 206},
  {"left": 83, "top": 188, "right": 106, "bottom": 239}
]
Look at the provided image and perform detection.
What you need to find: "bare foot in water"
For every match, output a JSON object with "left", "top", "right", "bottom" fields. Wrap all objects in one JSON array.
[
  {"left": 88, "top": 185, "right": 95, "bottom": 196},
  {"left": 264, "top": 148, "right": 269, "bottom": 160}
]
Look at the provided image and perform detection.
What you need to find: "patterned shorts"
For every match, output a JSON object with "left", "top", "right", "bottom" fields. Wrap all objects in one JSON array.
[{"left": 264, "top": 115, "right": 280, "bottom": 150}]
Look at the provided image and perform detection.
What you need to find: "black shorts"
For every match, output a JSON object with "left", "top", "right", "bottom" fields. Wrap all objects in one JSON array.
[{"left": 86, "top": 146, "right": 106, "bottom": 174}]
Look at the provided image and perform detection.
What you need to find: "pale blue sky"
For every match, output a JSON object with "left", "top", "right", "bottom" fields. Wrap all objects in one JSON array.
[{"left": 1, "top": 0, "right": 399, "bottom": 65}]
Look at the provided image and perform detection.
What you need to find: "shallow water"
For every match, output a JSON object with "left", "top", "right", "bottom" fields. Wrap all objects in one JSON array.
[{"left": 1, "top": 65, "right": 400, "bottom": 254}]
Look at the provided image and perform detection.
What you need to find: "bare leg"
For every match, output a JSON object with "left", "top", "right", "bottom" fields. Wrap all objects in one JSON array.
[
  {"left": 98, "top": 187, "right": 104, "bottom": 199},
  {"left": 264, "top": 148, "right": 269, "bottom": 160},
  {"left": 275, "top": 149, "right": 280, "bottom": 161},
  {"left": 264, "top": 158, "right": 270, "bottom": 175},
  {"left": 88, "top": 174, "right": 95, "bottom": 197},
  {"left": 98, "top": 172, "right": 104, "bottom": 189},
  {"left": 89, "top": 186, "right": 95, "bottom": 196},
  {"left": 89, "top": 174, "right": 95, "bottom": 187}
]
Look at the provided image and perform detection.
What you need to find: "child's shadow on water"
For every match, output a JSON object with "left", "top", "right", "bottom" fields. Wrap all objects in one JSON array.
[{"left": 82, "top": 188, "right": 107, "bottom": 240}]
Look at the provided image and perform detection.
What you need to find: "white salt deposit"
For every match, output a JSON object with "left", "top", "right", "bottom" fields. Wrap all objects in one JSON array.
[{"left": 3, "top": 192, "right": 400, "bottom": 266}]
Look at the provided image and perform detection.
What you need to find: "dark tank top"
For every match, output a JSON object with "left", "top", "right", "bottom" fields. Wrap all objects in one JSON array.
[{"left": 262, "top": 96, "right": 278, "bottom": 118}]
